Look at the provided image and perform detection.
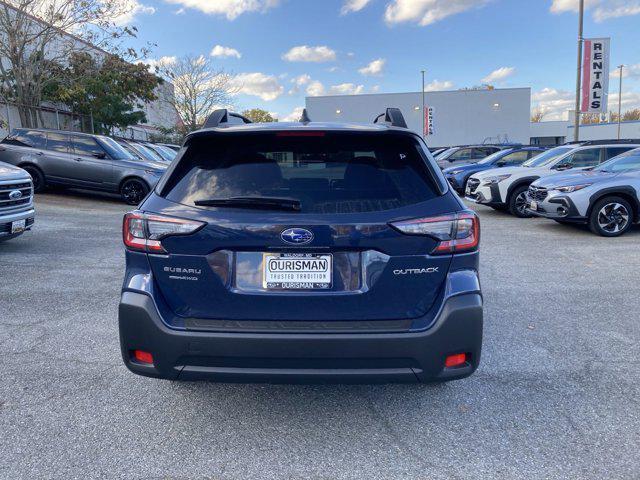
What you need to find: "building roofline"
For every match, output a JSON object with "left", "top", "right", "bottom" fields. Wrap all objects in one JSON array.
[{"left": 306, "top": 87, "right": 532, "bottom": 100}]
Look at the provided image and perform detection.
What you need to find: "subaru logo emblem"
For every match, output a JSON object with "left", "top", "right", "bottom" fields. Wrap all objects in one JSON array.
[
  {"left": 8, "top": 190, "right": 22, "bottom": 200},
  {"left": 281, "top": 228, "right": 314, "bottom": 245}
]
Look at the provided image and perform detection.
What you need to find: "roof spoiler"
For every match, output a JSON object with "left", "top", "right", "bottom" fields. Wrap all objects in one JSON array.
[
  {"left": 373, "top": 108, "right": 408, "bottom": 129},
  {"left": 203, "top": 109, "right": 252, "bottom": 129}
]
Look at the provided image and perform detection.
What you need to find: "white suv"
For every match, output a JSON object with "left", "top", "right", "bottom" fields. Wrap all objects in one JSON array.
[{"left": 465, "top": 142, "right": 640, "bottom": 217}]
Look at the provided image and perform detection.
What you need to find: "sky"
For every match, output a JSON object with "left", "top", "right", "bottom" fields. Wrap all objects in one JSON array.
[{"left": 120, "top": 0, "right": 640, "bottom": 122}]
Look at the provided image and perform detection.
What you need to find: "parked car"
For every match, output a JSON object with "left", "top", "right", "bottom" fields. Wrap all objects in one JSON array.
[
  {"left": 0, "top": 128, "right": 167, "bottom": 205},
  {"left": 118, "top": 108, "right": 482, "bottom": 383},
  {"left": 435, "top": 144, "right": 512, "bottom": 169},
  {"left": 465, "top": 141, "right": 640, "bottom": 217},
  {"left": 0, "top": 161, "right": 34, "bottom": 242},
  {"left": 443, "top": 146, "right": 546, "bottom": 194},
  {"left": 527, "top": 148, "right": 640, "bottom": 236},
  {"left": 158, "top": 143, "right": 181, "bottom": 152},
  {"left": 143, "top": 142, "right": 176, "bottom": 162},
  {"left": 115, "top": 138, "right": 169, "bottom": 164}
]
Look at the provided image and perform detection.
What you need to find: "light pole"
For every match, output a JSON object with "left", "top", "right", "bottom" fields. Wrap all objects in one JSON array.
[
  {"left": 573, "top": 0, "right": 584, "bottom": 141},
  {"left": 421, "top": 70, "right": 426, "bottom": 139},
  {"left": 617, "top": 64, "right": 624, "bottom": 140}
]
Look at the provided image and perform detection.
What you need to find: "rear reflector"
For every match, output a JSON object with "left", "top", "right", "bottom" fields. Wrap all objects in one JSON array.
[
  {"left": 445, "top": 353, "right": 467, "bottom": 368},
  {"left": 390, "top": 211, "right": 480, "bottom": 255},
  {"left": 123, "top": 211, "right": 205, "bottom": 253},
  {"left": 133, "top": 350, "right": 154, "bottom": 365}
]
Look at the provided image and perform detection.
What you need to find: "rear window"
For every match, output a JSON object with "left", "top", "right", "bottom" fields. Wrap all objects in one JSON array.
[{"left": 163, "top": 133, "right": 440, "bottom": 213}]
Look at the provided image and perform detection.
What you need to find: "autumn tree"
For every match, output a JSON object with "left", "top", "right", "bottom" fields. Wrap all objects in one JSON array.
[
  {"left": 242, "top": 108, "right": 277, "bottom": 123},
  {"left": 45, "top": 52, "right": 162, "bottom": 133},
  {"left": 531, "top": 109, "right": 545, "bottom": 122}
]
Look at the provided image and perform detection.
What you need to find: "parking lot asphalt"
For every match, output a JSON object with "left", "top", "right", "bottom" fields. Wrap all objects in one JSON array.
[{"left": 1, "top": 191, "right": 639, "bottom": 480}]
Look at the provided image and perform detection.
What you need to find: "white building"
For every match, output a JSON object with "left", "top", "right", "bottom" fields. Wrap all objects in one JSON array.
[
  {"left": 306, "top": 88, "right": 532, "bottom": 147},
  {"left": 531, "top": 119, "right": 640, "bottom": 145}
]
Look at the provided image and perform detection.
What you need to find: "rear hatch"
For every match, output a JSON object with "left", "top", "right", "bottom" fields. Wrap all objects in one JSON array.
[{"left": 144, "top": 130, "right": 460, "bottom": 322}]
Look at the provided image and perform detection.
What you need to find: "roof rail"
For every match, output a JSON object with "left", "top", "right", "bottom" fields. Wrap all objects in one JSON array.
[
  {"left": 373, "top": 108, "right": 408, "bottom": 129},
  {"left": 299, "top": 108, "right": 311, "bottom": 123},
  {"left": 579, "top": 139, "right": 640, "bottom": 146},
  {"left": 203, "top": 109, "right": 252, "bottom": 129}
]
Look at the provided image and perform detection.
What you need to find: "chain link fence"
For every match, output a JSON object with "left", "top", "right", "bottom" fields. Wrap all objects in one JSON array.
[
  {"left": 0, "top": 102, "right": 166, "bottom": 142},
  {"left": 0, "top": 102, "right": 94, "bottom": 138}
]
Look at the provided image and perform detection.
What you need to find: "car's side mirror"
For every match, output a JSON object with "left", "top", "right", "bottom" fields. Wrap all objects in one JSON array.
[
  {"left": 555, "top": 163, "right": 572, "bottom": 171},
  {"left": 92, "top": 152, "right": 107, "bottom": 159}
]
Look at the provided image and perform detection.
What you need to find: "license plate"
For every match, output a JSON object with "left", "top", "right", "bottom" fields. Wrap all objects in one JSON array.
[
  {"left": 263, "top": 253, "right": 332, "bottom": 290},
  {"left": 529, "top": 200, "right": 538, "bottom": 211},
  {"left": 11, "top": 219, "right": 26, "bottom": 234}
]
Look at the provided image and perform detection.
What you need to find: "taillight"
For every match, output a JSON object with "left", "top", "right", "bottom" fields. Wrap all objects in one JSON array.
[
  {"left": 391, "top": 211, "right": 480, "bottom": 254},
  {"left": 123, "top": 211, "right": 205, "bottom": 253}
]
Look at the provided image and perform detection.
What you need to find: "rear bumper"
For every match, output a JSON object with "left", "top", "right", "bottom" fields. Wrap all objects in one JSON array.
[{"left": 119, "top": 291, "right": 483, "bottom": 384}]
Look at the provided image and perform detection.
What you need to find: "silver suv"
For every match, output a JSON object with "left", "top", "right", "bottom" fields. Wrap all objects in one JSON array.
[
  {"left": 0, "top": 128, "right": 167, "bottom": 205},
  {"left": 0, "top": 161, "right": 34, "bottom": 242}
]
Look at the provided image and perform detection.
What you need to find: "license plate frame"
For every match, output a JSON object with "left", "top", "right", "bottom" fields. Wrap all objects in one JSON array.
[
  {"left": 11, "top": 219, "right": 26, "bottom": 234},
  {"left": 263, "top": 253, "right": 332, "bottom": 290}
]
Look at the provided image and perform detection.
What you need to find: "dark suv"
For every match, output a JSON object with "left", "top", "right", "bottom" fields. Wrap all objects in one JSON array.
[
  {"left": 0, "top": 128, "right": 167, "bottom": 204},
  {"left": 119, "top": 109, "right": 483, "bottom": 383}
]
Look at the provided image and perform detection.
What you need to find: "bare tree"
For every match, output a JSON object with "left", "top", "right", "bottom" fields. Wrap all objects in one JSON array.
[
  {"left": 531, "top": 108, "right": 545, "bottom": 123},
  {"left": 0, "top": 0, "right": 147, "bottom": 128},
  {"left": 161, "top": 55, "right": 239, "bottom": 133}
]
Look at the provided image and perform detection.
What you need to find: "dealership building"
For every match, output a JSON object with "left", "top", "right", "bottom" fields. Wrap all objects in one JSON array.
[
  {"left": 306, "top": 88, "right": 639, "bottom": 147},
  {"left": 306, "top": 88, "right": 532, "bottom": 148}
]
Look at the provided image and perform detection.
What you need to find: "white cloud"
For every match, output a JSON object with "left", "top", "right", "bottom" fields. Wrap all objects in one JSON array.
[
  {"left": 384, "top": 0, "right": 490, "bottom": 26},
  {"left": 233, "top": 72, "right": 284, "bottom": 101},
  {"left": 481, "top": 66, "right": 515, "bottom": 83},
  {"left": 281, "top": 107, "right": 305, "bottom": 122},
  {"left": 328, "top": 83, "right": 365, "bottom": 95},
  {"left": 288, "top": 74, "right": 312, "bottom": 95},
  {"left": 370, "top": 85, "right": 381, "bottom": 93},
  {"left": 282, "top": 45, "right": 337, "bottom": 63},
  {"left": 340, "top": 0, "right": 373, "bottom": 14},
  {"left": 531, "top": 87, "right": 575, "bottom": 120},
  {"left": 306, "top": 81, "right": 326, "bottom": 96},
  {"left": 174, "top": 7, "right": 186, "bottom": 14},
  {"left": 137, "top": 56, "right": 177, "bottom": 70},
  {"left": 611, "top": 63, "right": 640, "bottom": 79},
  {"left": 164, "top": 0, "right": 280, "bottom": 20},
  {"left": 424, "top": 79, "right": 454, "bottom": 91},
  {"left": 114, "top": 0, "right": 155, "bottom": 25},
  {"left": 358, "top": 58, "right": 386, "bottom": 76},
  {"left": 550, "top": 0, "right": 640, "bottom": 22},
  {"left": 210, "top": 45, "right": 242, "bottom": 59}
]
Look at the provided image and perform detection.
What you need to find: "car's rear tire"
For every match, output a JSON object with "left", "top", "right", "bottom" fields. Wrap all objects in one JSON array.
[
  {"left": 21, "top": 165, "right": 45, "bottom": 193},
  {"left": 588, "top": 196, "right": 633, "bottom": 237},
  {"left": 508, "top": 185, "right": 532, "bottom": 218},
  {"left": 120, "top": 178, "right": 149, "bottom": 205}
]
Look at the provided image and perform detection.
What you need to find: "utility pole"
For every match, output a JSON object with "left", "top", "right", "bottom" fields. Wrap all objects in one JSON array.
[
  {"left": 421, "top": 70, "right": 426, "bottom": 139},
  {"left": 617, "top": 64, "right": 624, "bottom": 139},
  {"left": 573, "top": 0, "right": 584, "bottom": 141}
]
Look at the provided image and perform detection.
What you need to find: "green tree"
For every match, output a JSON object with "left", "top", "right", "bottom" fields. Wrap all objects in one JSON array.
[
  {"left": 46, "top": 53, "right": 162, "bottom": 133},
  {"left": 242, "top": 108, "right": 277, "bottom": 123}
]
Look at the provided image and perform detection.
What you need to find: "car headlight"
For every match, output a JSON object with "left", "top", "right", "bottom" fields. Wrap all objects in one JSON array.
[
  {"left": 553, "top": 183, "right": 592, "bottom": 193},
  {"left": 482, "top": 174, "right": 511, "bottom": 185}
]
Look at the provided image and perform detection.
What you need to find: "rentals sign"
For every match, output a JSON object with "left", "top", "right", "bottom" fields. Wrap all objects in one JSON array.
[
  {"left": 581, "top": 38, "right": 610, "bottom": 113},
  {"left": 424, "top": 106, "right": 435, "bottom": 136}
]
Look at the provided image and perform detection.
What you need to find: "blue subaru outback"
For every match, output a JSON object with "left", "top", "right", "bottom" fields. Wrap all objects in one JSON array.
[{"left": 119, "top": 108, "right": 483, "bottom": 383}]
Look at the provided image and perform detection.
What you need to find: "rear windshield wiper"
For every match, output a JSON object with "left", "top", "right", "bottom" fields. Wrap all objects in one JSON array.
[{"left": 194, "top": 196, "right": 302, "bottom": 211}]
